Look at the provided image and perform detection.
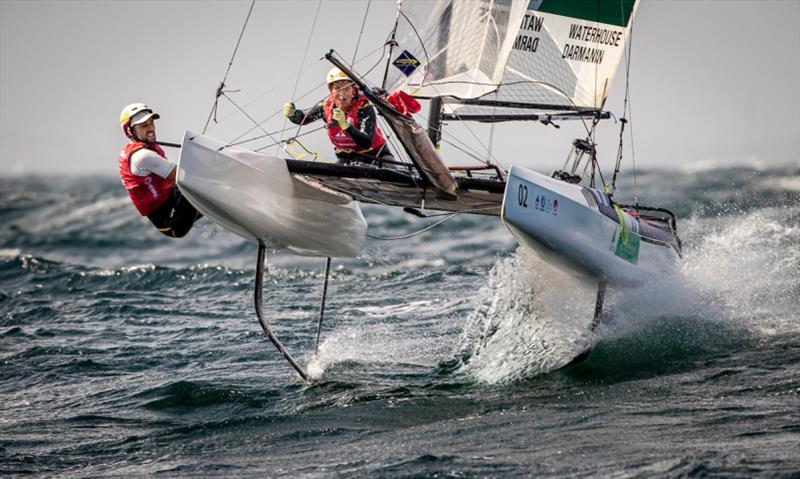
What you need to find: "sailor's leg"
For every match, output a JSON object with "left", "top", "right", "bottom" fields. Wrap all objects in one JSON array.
[
  {"left": 164, "top": 190, "right": 202, "bottom": 238},
  {"left": 147, "top": 188, "right": 201, "bottom": 238}
]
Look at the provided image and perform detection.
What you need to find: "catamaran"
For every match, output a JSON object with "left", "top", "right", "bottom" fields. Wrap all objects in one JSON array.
[{"left": 174, "top": 0, "right": 682, "bottom": 381}]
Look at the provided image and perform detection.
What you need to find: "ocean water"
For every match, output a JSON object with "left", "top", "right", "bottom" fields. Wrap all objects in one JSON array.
[{"left": 1, "top": 167, "right": 798, "bottom": 477}]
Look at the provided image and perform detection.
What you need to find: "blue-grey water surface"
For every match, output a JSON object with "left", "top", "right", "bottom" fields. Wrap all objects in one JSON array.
[{"left": 1, "top": 167, "right": 799, "bottom": 477}]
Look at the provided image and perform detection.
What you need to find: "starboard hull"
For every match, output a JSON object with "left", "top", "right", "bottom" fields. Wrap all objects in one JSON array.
[
  {"left": 177, "top": 131, "right": 367, "bottom": 258},
  {"left": 501, "top": 165, "right": 680, "bottom": 287}
]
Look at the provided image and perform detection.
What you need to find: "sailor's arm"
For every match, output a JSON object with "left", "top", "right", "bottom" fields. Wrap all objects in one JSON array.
[
  {"left": 284, "top": 102, "right": 324, "bottom": 125},
  {"left": 336, "top": 105, "right": 377, "bottom": 149},
  {"left": 130, "top": 148, "right": 176, "bottom": 181}
]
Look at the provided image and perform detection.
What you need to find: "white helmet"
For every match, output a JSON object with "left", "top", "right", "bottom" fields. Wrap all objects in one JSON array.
[
  {"left": 326, "top": 67, "right": 352, "bottom": 86},
  {"left": 119, "top": 102, "right": 160, "bottom": 138}
]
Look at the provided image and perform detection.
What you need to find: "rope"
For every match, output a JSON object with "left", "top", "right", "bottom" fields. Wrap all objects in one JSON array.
[
  {"left": 367, "top": 213, "right": 459, "bottom": 240},
  {"left": 277, "top": 139, "right": 325, "bottom": 161},
  {"left": 367, "top": 205, "right": 499, "bottom": 241},
  {"left": 203, "top": 0, "right": 256, "bottom": 134}
]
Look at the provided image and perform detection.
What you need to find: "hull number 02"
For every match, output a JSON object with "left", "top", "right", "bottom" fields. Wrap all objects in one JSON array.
[{"left": 518, "top": 184, "right": 528, "bottom": 208}]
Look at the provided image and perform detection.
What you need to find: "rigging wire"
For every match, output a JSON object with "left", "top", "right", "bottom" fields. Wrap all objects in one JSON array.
[
  {"left": 611, "top": 9, "right": 638, "bottom": 202},
  {"left": 626, "top": 27, "right": 639, "bottom": 204},
  {"left": 449, "top": 118, "right": 501, "bottom": 167},
  {"left": 280, "top": 0, "right": 324, "bottom": 154},
  {"left": 225, "top": 124, "right": 324, "bottom": 148},
  {"left": 225, "top": 43, "right": 386, "bottom": 148},
  {"left": 233, "top": 42, "right": 394, "bottom": 158},
  {"left": 351, "top": 0, "right": 372, "bottom": 67},
  {"left": 221, "top": 93, "right": 291, "bottom": 155},
  {"left": 411, "top": 105, "right": 503, "bottom": 166},
  {"left": 216, "top": 52, "right": 359, "bottom": 132},
  {"left": 441, "top": 136, "right": 496, "bottom": 166},
  {"left": 432, "top": 77, "right": 608, "bottom": 176},
  {"left": 202, "top": 0, "right": 256, "bottom": 134},
  {"left": 290, "top": 0, "right": 323, "bottom": 102},
  {"left": 396, "top": 9, "right": 432, "bottom": 87}
]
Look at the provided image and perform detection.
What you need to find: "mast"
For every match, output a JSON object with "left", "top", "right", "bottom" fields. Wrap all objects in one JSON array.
[
  {"left": 427, "top": 96, "right": 443, "bottom": 149},
  {"left": 381, "top": 0, "right": 402, "bottom": 90}
]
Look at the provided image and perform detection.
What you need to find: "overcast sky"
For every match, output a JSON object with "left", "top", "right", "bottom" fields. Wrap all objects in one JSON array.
[{"left": 1, "top": 0, "right": 798, "bottom": 178}]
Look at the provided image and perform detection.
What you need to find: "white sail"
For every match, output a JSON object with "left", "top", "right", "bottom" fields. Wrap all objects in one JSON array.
[
  {"left": 389, "top": 0, "right": 637, "bottom": 113},
  {"left": 386, "top": 0, "right": 529, "bottom": 99},
  {"left": 493, "top": 0, "right": 638, "bottom": 111}
]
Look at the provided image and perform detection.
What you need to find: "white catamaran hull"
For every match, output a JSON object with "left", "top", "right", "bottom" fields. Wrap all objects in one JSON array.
[
  {"left": 177, "top": 131, "right": 367, "bottom": 258},
  {"left": 501, "top": 165, "right": 680, "bottom": 287}
]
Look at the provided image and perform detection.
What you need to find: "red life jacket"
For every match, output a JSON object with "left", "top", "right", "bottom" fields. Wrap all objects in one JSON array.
[
  {"left": 117, "top": 142, "right": 174, "bottom": 216},
  {"left": 323, "top": 94, "right": 385, "bottom": 152}
]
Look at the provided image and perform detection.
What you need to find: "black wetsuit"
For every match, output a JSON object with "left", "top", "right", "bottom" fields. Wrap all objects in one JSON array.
[
  {"left": 287, "top": 101, "right": 394, "bottom": 165},
  {"left": 147, "top": 188, "right": 202, "bottom": 238}
]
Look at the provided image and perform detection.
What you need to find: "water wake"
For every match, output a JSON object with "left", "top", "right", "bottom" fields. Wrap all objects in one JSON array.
[
  {"left": 456, "top": 248, "right": 595, "bottom": 384},
  {"left": 456, "top": 201, "right": 800, "bottom": 384}
]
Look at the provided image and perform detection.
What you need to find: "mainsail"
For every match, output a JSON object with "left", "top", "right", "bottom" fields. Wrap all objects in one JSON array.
[
  {"left": 387, "top": 0, "right": 638, "bottom": 117},
  {"left": 386, "top": 0, "right": 529, "bottom": 100}
]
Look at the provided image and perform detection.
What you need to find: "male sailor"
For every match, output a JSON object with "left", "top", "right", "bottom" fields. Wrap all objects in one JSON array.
[
  {"left": 117, "top": 102, "right": 201, "bottom": 238},
  {"left": 283, "top": 68, "right": 394, "bottom": 165}
]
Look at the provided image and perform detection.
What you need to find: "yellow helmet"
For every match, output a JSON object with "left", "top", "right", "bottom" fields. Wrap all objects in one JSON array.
[
  {"left": 119, "top": 102, "right": 160, "bottom": 138},
  {"left": 326, "top": 67, "right": 352, "bottom": 86}
]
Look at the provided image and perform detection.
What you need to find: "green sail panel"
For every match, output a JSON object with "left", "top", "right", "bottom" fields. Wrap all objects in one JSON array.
[{"left": 536, "top": 0, "right": 636, "bottom": 28}]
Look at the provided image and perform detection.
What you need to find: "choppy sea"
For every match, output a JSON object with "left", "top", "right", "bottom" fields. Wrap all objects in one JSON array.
[{"left": 1, "top": 166, "right": 799, "bottom": 477}]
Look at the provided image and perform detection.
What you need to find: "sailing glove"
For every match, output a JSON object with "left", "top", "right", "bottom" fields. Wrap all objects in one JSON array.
[
  {"left": 332, "top": 108, "right": 350, "bottom": 130},
  {"left": 282, "top": 102, "right": 296, "bottom": 118}
]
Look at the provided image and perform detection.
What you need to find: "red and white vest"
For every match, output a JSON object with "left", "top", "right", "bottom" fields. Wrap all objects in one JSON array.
[
  {"left": 117, "top": 142, "right": 174, "bottom": 216},
  {"left": 323, "top": 94, "right": 385, "bottom": 152}
]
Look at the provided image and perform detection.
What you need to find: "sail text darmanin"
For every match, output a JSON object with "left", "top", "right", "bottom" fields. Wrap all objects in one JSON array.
[{"left": 561, "top": 44, "right": 605, "bottom": 64}]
